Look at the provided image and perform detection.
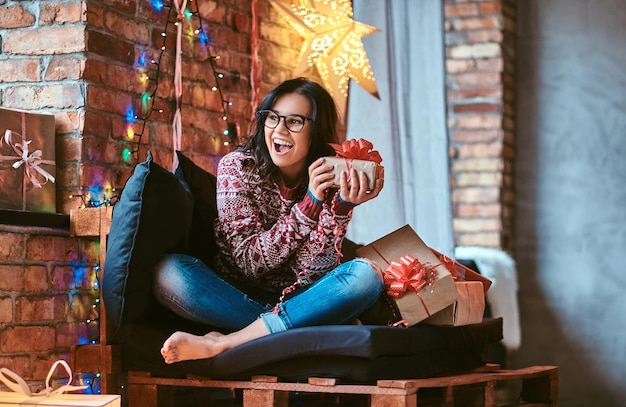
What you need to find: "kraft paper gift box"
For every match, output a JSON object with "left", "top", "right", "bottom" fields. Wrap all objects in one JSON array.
[
  {"left": 356, "top": 225, "right": 458, "bottom": 326},
  {"left": 0, "top": 393, "right": 120, "bottom": 407},
  {"left": 423, "top": 281, "right": 486, "bottom": 326},
  {"left": 0, "top": 107, "right": 56, "bottom": 213},
  {"left": 431, "top": 248, "right": 492, "bottom": 294},
  {"left": 326, "top": 138, "right": 383, "bottom": 190}
]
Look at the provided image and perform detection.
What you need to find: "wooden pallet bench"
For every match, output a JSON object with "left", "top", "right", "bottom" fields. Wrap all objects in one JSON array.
[{"left": 126, "top": 364, "right": 558, "bottom": 407}]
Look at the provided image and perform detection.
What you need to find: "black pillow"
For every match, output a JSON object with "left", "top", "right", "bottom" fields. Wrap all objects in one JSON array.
[
  {"left": 102, "top": 151, "right": 194, "bottom": 328},
  {"left": 175, "top": 151, "right": 218, "bottom": 269}
]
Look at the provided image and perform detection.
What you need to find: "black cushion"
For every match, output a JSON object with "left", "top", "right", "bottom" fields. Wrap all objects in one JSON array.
[
  {"left": 124, "top": 317, "right": 503, "bottom": 383},
  {"left": 175, "top": 151, "right": 218, "bottom": 269},
  {"left": 102, "top": 151, "right": 219, "bottom": 329},
  {"left": 102, "top": 152, "right": 194, "bottom": 328}
]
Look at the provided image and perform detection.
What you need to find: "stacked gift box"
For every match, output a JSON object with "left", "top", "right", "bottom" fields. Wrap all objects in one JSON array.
[
  {"left": 0, "top": 107, "right": 56, "bottom": 213},
  {"left": 357, "top": 224, "right": 491, "bottom": 327}
]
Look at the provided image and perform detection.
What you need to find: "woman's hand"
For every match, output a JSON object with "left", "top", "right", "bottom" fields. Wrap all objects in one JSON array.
[
  {"left": 307, "top": 158, "right": 335, "bottom": 201},
  {"left": 339, "top": 166, "right": 384, "bottom": 205}
]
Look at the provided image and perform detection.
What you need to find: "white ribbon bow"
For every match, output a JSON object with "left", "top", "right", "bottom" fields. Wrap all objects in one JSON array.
[
  {"left": 0, "top": 360, "right": 87, "bottom": 397},
  {"left": 2, "top": 128, "right": 56, "bottom": 188}
]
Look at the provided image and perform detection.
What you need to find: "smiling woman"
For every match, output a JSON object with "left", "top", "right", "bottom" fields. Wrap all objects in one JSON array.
[{"left": 152, "top": 77, "right": 386, "bottom": 364}]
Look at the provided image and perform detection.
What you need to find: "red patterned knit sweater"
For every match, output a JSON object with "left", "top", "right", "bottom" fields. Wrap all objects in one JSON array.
[{"left": 214, "top": 151, "right": 355, "bottom": 298}]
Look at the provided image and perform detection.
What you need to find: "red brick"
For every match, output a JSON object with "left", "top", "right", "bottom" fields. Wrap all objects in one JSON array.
[
  {"left": 54, "top": 111, "right": 82, "bottom": 135},
  {"left": 0, "top": 5, "right": 35, "bottom": 28},
  {"left": 451, "top": 16, "right": 501, "bottom": 31},
  {"left": 78, "top": 163, "right": 114, "bottom": 190},
  {"left": 452, "top": 186, "right": 499, "bottom": 204},
  {"left": 4, "top": 26, "right": 85, "bottom": 55},
  {"left": 82, "top": 110, "right": 112, "bottom": 139},
  {"left": 477, "top": 57, "right": 504, "bottom": 72},
  {"left": 23, "top": 265, "right": 49, "bottom": 293},
  {"left": 452, "top": 157, "right": 502, "bottom": 172},
  {"left": 82, "top": 238, "right": 103, "bottom": 266},
  {"left": 456, "top": 171, "right": 502, "bottom": 187},
  {"left": 453, "top": 72, "right": 502, "bottom": 87},
  {"left": 32, "top": 354, "right": 71, "bottom": 381},
  {"left": 85, "top": 1, "right": 104, "bottom": 27},
  {"left": 0, "top": 297, "right": 13, "bottom": 323},
  {"left": 84, "top": 135, "right": 121, "bottom": 164},
  {"left": 453, "top": 217, "right": 501, "bottom": 232},
  {"left": 457, "top": 232, "right": 500, "bottom": 248},
  {"left": 446, "top": 59, "right": 476, "bottom": 74},
  {"left": 25, "top": 235, "right": 79, "bottom": 263},
  {"left": 5, "top": 84, "right": 84, "bottom": 110},
  {"left": 102, "top": 0, "right": 136, "bottom": 15},
  {"left": 44, "top": 58, "right": 84, "bottom": 81},
  {"left": 480, "top": 2, "right": 503, "bottom": 15},
  {"left": 447, "top": 86, "right": 503, "bottom": 101},
  {"left": 15, "top": 295, "right": 55, "bottom": 322},
  {"left": 0, "top": 59, "right": 41, "bottom": 82},
  {"left": 86, "top": 85, "right": 132, "bottom": 116},
  {"left": 0, "top": 233, "right": 24, "bottom": 261},
  {"left": 40, "top": 2, "right": 85, "bottom": 25},
  {"left": 83, "top": 59, "right": 107, "bottom": 83},
  {"left": 0, "top": 326, "right": 55, "bottom": 353},
  {"left": 0, "top": 356, "right": 30, "bottom": 378},
  {"left": 445, "top": 3, "right": 479, "bottom": 17},
  {"left": 86, "top": 29, "right": 134, "bottom": 65},
  {"left": 104, "top": 9, "right": 149, "bottom": 45},
  {"left": 456, "top": 114, "right": 502, "bottom": 130},
  {"left": 452, "top": 103, "right": 501, "bottom": 114},
  {"left": 56, "top": 322, "right": 89, "bottom": 348},
  {"left": 457, "top": 203, "right": 501, "bottom": 218}
]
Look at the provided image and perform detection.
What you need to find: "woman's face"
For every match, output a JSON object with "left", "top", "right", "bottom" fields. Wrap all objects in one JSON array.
[{"left": 264, "top": 92, "right": 313, "bottom": 184}]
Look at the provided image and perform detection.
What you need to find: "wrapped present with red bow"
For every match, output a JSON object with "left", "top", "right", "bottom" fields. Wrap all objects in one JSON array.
[
  {"left": 356, "top": 225, "right": 458, "bottom": 326},
  {"left": 325, "top": 138, "right": 383, "bottom": 190},
  {"left": 0, "top": 107, "right": 56, "bottom": 213}
]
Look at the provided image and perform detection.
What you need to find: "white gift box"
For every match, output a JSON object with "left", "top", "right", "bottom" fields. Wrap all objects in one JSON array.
[{"left": 0, "top": 393, "right": 120, "bottom": 407}]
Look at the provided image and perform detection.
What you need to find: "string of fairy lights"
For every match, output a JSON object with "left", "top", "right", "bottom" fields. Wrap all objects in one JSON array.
[
  {"left": 127, "top": 0, "right": 237, "bottom": 161},
  {"left": 70, "top": 0, "right": 235, "bottom": 209},
  {"left": 71, "top": 0, "right": 237, "bottom": 393}
]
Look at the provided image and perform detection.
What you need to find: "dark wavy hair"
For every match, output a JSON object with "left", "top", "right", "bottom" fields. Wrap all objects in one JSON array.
[{"left": 239, "top": 77, "right": 338, "bottom": 179}]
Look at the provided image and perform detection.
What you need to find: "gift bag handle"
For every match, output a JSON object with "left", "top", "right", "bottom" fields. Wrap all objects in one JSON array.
[{"left": 0, "top": 360, "right": 87, "bottom": 397}]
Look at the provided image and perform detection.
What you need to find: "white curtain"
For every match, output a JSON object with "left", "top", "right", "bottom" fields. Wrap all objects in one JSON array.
[{"left": 346, "top": 0, "right": 454, "bottom": 256}]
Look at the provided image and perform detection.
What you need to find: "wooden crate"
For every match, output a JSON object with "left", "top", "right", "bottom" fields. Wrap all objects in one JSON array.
[{"left": 127, "top": 364, "right": 558, "bottom": 407}]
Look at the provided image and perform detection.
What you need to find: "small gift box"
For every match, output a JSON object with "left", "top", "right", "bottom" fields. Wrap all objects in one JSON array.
[
  {"left": 431, "top": 248, "right": 492, "bottom": 294},
  {"left": 356, "top": 225, "right": 458, "bottom": 326},
  {"left": 0, "top": 107, "right": 56, "bottom": 213},
  {"left": 0, "top": 361, "right": 120, "bottom": 407},
  {"left": 423, "top": 281, "right": 485, "bottom": 326},
  {"left": 325, "top": 138, "right": 383, "bottom": 190}
]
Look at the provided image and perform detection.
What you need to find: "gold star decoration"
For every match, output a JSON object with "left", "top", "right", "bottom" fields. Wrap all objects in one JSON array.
[{"left": 269, "top": 0, "right": 380, "bottom": 119}]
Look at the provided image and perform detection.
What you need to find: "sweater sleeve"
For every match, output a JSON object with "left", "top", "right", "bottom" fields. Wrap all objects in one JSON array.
[
  {"left": 291, "top": 192, "right": 354, "bottom": 284},
  {"left": 216, "top": 153, "right": 330, "bottom": 279}
]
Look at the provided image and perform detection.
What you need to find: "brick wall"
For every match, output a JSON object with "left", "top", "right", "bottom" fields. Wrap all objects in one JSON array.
[
  {"left": 444, "top": 0, "right": 517, "bottom": 253},
  {"left": 0, "top": 225, "right": 99, "bottom": 382}
]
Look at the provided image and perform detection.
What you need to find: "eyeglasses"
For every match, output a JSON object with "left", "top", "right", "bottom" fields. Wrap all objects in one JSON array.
[{"left": 258, "top": 110, "right": 312, "bottom": 133}]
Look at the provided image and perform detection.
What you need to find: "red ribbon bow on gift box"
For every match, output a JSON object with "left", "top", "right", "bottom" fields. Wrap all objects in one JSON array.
[
  {"left": 383, "top": 254, "right": 437, "bottom": 298},
  {"left": 330, "top": 138, "right": 383, "bottom": 164},
  {"left": 1, "top": 113, "right": 55, "bottom": 188}
]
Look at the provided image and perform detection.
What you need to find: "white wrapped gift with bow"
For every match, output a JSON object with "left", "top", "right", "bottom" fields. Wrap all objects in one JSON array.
[{"left": 0, "top": 361, "right": 120, "bottom": 407}]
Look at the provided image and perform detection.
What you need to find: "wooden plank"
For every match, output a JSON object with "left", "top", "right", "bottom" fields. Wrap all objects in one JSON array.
[
  {"left": 243, "top": 389, "right": 289, "bottom": 407},
  {"left": 308, "top": 377, "right": 337, "bottom": 386},
  {"left": 371, "top": 393, "right": 417, "bottom": 407}
]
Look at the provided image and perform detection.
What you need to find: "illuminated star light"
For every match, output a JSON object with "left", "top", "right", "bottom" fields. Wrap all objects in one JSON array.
[{"left": 269, "top": 0, "right": 380, "bottom": 119}]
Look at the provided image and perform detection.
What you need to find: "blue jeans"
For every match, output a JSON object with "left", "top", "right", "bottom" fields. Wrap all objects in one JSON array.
[{"left": 152, "top": 254, "right": 383, "bottom": 334}]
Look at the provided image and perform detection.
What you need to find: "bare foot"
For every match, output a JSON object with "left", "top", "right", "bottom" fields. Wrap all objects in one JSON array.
[{"left": 160, "top": 331, "right": 226, "bottom": 364}]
